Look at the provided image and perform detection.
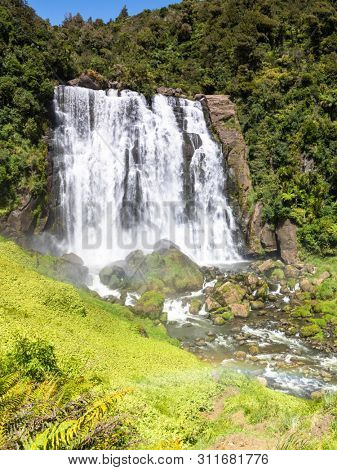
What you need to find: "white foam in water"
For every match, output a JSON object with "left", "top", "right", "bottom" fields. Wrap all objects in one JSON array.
[
  {"left": 263, "top": 364, "right": 337, "bottom": 397},
  {"left": 184, "top": 279, "right": 217, "bottom": 298},
  {"left": 164, "top": 299, "right": 190, "bottom": 323},
  {"left": 125, "top": 292, "right": 141, "bottom": 307},
  {"left": 53, "top": 86, "right": 241, "bottom": 269},
  {"left": 242, "top": 325, "right": 310, "bottom": 351},
  {"left": 88, "top": 274, "right": 121, "bottom": 298}
]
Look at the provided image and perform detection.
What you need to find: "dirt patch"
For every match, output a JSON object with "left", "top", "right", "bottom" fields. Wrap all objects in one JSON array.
[
  {"left": 203, "top": 387, "right": 240, "bottom": 421},
  {"left": 311, "top": 414, "right": 334, "bottom": 439},
  {"left": 214, "top": 433, "right": 277, "bottom": 450}
]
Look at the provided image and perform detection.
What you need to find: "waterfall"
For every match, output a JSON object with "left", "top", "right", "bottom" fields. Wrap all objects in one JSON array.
[{"left": 52, "top": 85, "right": 241, "bottom": 268}]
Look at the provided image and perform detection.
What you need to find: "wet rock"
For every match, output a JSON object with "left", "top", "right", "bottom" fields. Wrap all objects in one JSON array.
[
  {"left": 256, "top": 283, "right": 268, "bottom": 301},
  {"left": 256, "top": 259, "right": 281, "bottom": 274},
  {"left": 99, "top": 247, "right": 203, "bottom": 293},
  {"left": 300, "top": 324, "right": 321, "bottom": 337},
  {"left": 284, "top": 265, "right": 300, "bottom": 279},
  {"left": 153, "top": 239, "right": 180, "bottom": 253},
  {"left": 204, "top": 95, "right": 252, "bottom": 235},
  {"left": 134, "top": 291, "right": 165, "bottom": 320},
  {"left": 276, "top": 219, "right": 298, "bottom": 265},
  {"left": 157, "top": 86, "right": 186, "bottom": 97},
  {"left": 213, "top": 281, "right": 246, "bottom": 306},
  {"left": 213, "top": 316, "right": 226, "bottom": 326},
  {"left": 299, "top": 278, "right": 314, "bottom": 293},
  {"left": 234, "top": 351, "right": 247, "bottom": 361},
  {"left": 231, "top": 303, "right": 250, "bottom": 318},
  {"left": 270, "top": 268, "right": 285, "bottom": 282},
  {"left": 189, "top": 298, "right": 203, "bottom": 315},
  {"left": 248, "top": 344, "right": 259, "bottom": 355},
  {"left": 205, "top": 297, "right": 222, "bottom": 312},
  {"left": 250, "top": 300, "right": 265, "bottom": 310},
  {"left": 246, "top": 273, "right": 259, "bottom": 289}
]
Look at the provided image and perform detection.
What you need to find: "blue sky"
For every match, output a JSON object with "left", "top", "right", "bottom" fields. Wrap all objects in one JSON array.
[{"left": 27, "top": 0, "right": 181, "bottom": 25}]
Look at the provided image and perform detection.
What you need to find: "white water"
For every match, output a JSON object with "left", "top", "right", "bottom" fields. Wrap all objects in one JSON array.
[{"left": 53, "top": 86, "right": 240, "bottom": 269}]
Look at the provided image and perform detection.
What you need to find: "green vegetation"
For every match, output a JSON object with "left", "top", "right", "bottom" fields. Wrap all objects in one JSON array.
[
  {"left": 1, "top": 237, "right": 337, "bottom": 449},
  {"left": 0, "top": 0, "right": 336, "bottom": 254}
]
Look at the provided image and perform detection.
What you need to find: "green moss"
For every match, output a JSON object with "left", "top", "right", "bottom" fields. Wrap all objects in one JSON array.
[
  {"left": 316, "top": 279, "right": 337, "bottom": 301},
  {"left": 189, "top": 299, "right": 203, "bottom": 315},
  {"left": 134, "top": 290, "right": 165, "bottom": 320},
  {"left": 271, "top": 268, "right": 285, "bottom": 281},
  {"left": 300, "top": 324, "right": 322, "bottom": 338},
  {"left": 291, "top": 305, "right": 312, "bottom": 318}
]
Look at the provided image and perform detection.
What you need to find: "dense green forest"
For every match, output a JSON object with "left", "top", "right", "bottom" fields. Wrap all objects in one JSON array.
[{"left": 0, "top": 0, "right": 337, "bottom": 254}]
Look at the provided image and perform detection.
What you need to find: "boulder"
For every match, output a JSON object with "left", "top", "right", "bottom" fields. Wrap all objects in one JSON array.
[
  {"left": 61, "top": 253, "right": 84, "bottom": 265},
  {"left": 234, "top": 351, "right": 247, "bottom": 361},
  {"left": 250, "top": 300, "right": 265, "bottom": 310},
  {"left": 276, "top": 219, "right": 298, "bottom": 265},
  {"left": 153, "top": 239, "right": 180, "bottom": 253},
  {"left": 54, "top": 256, "right": 89, "bottom": 286},
  {"left": 134, "top": 291, "right": 165, "bottom": 320},
  {"left": 213, "top": 281, "right": 246, "bottom": 306},
  {"left": 157, "top": 86, "right": 186, "bottom": 97},
  {"left": 284, "top": 265, "right": 300, "bottom": 279},
  {"left": 256, "top": 259, "right": 280, "bottom": 274},
  {"left": 312, "top": 271, "right": 330, "bottom": 286},
  {"left": 189, "top": 299, "right": 203, "bottom": 315},
  {"left": 247, "top": 201, "right": 277, "bottom": 254},
  {"left": 299, "top": 278, "right": 314, "bottom": 293},
  {"left": 205, "top": 297, "right": 222, "bottom": 312},
  {"left": 213, "top": 316, "right": 226, "bottom": 326},
  {"left": 99, "top": 247, "right": 203, "bottom": 294},
  {"left": 230, "top": 303, "right": 249, "bottom": 318},
  {"left": 249, "top": 344, "right": 259, "bottom": 355},
  {"left": 68, "top": 71, "right": 109, "bottom": 90}
]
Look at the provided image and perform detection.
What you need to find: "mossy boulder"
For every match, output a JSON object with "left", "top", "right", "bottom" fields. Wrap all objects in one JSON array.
[
  {"left": 270, "top": 268, "right": 285, "bottom": 282},
  {"left": 300, "top": 324, "right": 322, "bottom": 338},
  {"left": 256, "top": 283, "right": 268, "bottom": 301},
  {"left": 134, "top": 291, "right": 165, "bottom": 320},
  {"left": 213, "top": 281, "right": 246, "bottom": 306},
  {"left": 99, "top": 246, "right": 203, "bottom": 294},
  {"left": 250, "top": 300, "right": 265, "bottom": 310},
  {"left": 230, "top": 302, "right": 250, "bottom": 318},
  {"left": 189, "top": 299, "right": 203, "bottom": 315}
]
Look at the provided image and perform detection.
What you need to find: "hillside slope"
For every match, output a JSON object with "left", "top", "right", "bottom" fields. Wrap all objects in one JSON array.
[{"left": 0, "top": 238, "right": 337, "bottom": 449}]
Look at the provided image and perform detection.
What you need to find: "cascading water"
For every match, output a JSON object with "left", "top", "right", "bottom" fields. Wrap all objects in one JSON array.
[{"left": 52, "top": 85, "right": 241, "bottom": 269}]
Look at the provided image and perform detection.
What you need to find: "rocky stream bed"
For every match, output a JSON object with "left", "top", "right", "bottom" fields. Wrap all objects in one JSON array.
[{"left": 86, "top": 243, "right": 337, "bottom": 400}]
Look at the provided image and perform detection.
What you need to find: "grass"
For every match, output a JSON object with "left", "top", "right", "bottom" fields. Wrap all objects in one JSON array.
[{"left": 0, "top": 237, "right": 336, "bottom": 449}]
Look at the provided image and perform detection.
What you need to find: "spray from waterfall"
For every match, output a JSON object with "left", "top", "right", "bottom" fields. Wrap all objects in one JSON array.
[{"left": 52, "top": 86, "right": 241, "bottom": 268}]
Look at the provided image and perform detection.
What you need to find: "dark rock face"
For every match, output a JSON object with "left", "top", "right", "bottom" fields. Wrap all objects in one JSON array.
[
  {"left": 276, "top": 219, "right": 298, "bottom": 265},
  {"left": 156, "top": 86, "right": 186, "bottom": 98},
  {"left": 197, "top": 94, "right": 253, "bottom": 242},
  {"left": 68, "top": 72, "right": 110, "bottom": 91},
  {"left": 247, "top": 201, "right": 277, "bottom": 254}
]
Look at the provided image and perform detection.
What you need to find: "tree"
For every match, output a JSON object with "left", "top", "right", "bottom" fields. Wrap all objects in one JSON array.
[{"left": 117, "top": 5, "right": 129, "bottom": 21}]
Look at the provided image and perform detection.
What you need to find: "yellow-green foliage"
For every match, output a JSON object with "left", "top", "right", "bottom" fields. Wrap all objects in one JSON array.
[{"left": 0, "top": 238, "right": 336, "bottom": 449}]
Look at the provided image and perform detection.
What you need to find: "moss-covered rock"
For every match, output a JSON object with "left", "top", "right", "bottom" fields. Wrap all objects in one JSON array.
[
  {"left": 189, "top": 299, "right": 203, "bottom": 315},
  {"left": 134, "top": 291, "right": 165, "bottom": 320},
  {"left": 300, "top": 324, "right": 322, "bottom": 338},
  {"left": 99, "top": 247, "right": 203, "bottom": 294},
  {"left": 270, "top": 268, "right": 285, "bottom": 281},
  {"left": 213, "top": 281, "right": 246, "bottom": 306}
]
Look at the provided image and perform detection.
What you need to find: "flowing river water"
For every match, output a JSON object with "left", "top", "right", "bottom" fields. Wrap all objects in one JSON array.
[{"left": 51, "top": 86, "right": 337, "bottom": 400}]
